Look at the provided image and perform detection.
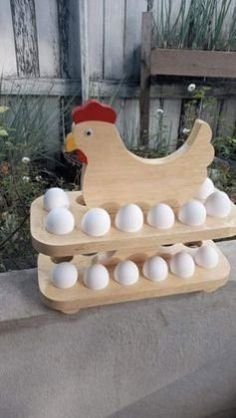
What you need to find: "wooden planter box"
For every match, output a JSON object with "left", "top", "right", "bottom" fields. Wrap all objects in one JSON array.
[
  {"left": 150, "top": 49, "right": 236, "bottom": 79},
  {"left": 140, "top": 11, "right": 236, "bottom": 141}
]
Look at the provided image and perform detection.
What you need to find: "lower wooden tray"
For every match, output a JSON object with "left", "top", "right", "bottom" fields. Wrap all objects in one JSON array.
[{"left": 38, "top": 241, "right": 230, "bottom": 314}]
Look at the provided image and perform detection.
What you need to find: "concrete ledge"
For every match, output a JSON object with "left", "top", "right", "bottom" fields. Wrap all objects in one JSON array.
[
  {"left": 0, "top": 240, "right": 235, "bottom": 325},
  {"left": 0, "top": 240, "right": 235, "bottom": 418}
]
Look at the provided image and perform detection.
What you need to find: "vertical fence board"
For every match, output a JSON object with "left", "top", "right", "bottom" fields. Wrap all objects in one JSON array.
[
  {"left": 88, "top": 0, "right": 104, "bottom": 80},
  {"left": 0, "top": 0, "right": 17, "bottom": 75},
  {"left": 10, "top": 0, "right": 40, "bottom": 77},
  {"left": 140, "top": 12, "right": 153, "bottom": 144},
  {"left": 113, "top": 98, "right": 125, "bottom": 139},
  {"left": 123, "top": 99, "right": 140, "bottom": 147},
  {"left": 148, "top": 98, "right": 161, "bottom": 149},
  {"left": 163, "top": 99, "right": 182, "bottom": 150},
  {"left": 124, "top": 0, "right": 147, "bottom": 80},
  {"left": 79, "top": 0, "right": 89, "bottom": 101},
  {"left": 218, "top": 98, "right": 236, "bottom": 137},
  {"left": 43, "top": 97, "right": 61, "bottom": 157},
  {"left": 35, "top": 0, "right": 60, "bottom": 77},
  {"left": 200, "top": 100, "right": 221, "bottom": 137},
  {"left": 104, "top": 0, "right": 125, "bottom": 79},
  {"left": 57, "top": 0, "right": 80, "bottom": 79}
]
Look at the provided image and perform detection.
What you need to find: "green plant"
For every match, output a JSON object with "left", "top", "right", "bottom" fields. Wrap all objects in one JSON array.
[
  {"left": 179, "top": 83, "right": 236, "bottom": 201},
  {"left": 0, "top": 93, "right": 79, "bottom": 272},
  {"left": 155, "top": 0, "right": 236, "bottom": 51}
]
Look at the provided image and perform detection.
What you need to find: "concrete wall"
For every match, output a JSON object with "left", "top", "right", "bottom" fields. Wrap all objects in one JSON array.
[{"left": 0, "top": 240, "right": 235, "bottom": 418}]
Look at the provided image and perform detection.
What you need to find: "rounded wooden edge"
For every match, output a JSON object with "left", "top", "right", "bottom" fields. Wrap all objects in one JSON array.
[
  {"left": 60, "top": 309, "right": 80, "bottom": 315},
  {"left": 30, "top": 192, "right": 236, "bottom": 258},
  {"left": 204, "top": 276, "right": 229, "bottom": 293},
  {"left": 39, "top": 292, "right": 81, "bottom": 315},
  {"left": 37, "top": 241, "right": 231, "bottom": 314}
]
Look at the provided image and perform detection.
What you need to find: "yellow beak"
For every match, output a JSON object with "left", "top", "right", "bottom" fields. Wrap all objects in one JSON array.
[{"left": 65, "top": 132, "right": 77, "bottom": 152}]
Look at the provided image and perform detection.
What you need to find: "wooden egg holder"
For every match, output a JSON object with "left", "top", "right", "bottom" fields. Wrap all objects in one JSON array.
[
  {"left": 31, "top": 191, "right": 236, "bottom": 314},
  {"left": 30, "top": 109, "right": 236, "bottom": 314}
]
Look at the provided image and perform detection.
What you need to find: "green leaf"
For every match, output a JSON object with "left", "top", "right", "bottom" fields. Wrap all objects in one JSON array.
[
  {"left": 0, "top": 106, "right": 9, "bottom": 113},
  {"left": 0, "top": 129, "right": 8, "bottom": 137}
]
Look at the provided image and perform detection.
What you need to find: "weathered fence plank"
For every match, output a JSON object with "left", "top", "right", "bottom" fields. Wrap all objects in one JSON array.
[
  {"left": 57, "top": 0, "right": 80, "bottom": 79},
  {"left": 163, "top": 99, "right": 182, "bottom": 150},
  {"left": 123, "top": 99, "right": 140, "bottom": 147},
  {"left": 2, "top": 77, "right": 236, "bottom": 99},
  {"left": 0, "top": 0, "right": 17, "bottom": 75},
  {"left": 151, "top": 49, "right": 236, "bottom": 78},
  {"left": 10, "top": 0, "right": 40, "bottom": 77},
  {"left": 104, "top": 0, "right": 125, "bottom": 79},
  {"left": 218, "top": 98, "right": 236, "bottom": 138},
  {"left": 140, "top": 11, "right": 153, "bottom": 144},
  {"left": 79, "top": 0, "right": 89, "bottom": 102},
  {"left": 88, "top": 0, "right": 104, "bottom": 80},
  {"left": 0, "top": 0, "right": 235, "bottom": 154},
  {"left": 34, "top": 0, "right": 60, "bottom": 77},
  {"left": 200, "top": 99, "right": 221, "bottom": 136},
  {"left": 148, "top": 98, "right": 161, "bottom": 149},
  {"left": 113, "top": 98, "right": 125, "bottom": 140},
  {"left": 43, "top": 97, "right": 61, "bottom": 157},
  {"left": 124, "top": 0, "right": 147, "bottom": 80}
]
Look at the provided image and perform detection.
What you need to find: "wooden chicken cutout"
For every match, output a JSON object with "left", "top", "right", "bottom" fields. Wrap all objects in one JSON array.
[{"left": 65, "top": 100, "right": 214, "bottom": 211}]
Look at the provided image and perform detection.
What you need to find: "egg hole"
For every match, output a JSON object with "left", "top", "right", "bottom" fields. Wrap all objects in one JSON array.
[
  {"left": 100, "top": 202, "right": 120, "bottom": 216},
  {"left": 51, "top": 256, "right": 73, "bottom": 264},
  {"left": 128, "top": 253, "right": 147, "bottom": 264},
  {"left": 184, "top": 241, "right": 202, "bottom": 248},
  {"left": 95, "top": 251, "right": 116, "bottom": 261},
  {"left": 95, "top": 251, "right": 118, "bottom": 267},
  {"left": 76, "top": 195, "right": 86, "bottom": 206},
  {"left": 160, "top": 253, "right": 172, "bottom": 262},
  {"left": 82, "top": 252, "right": 98, "bottom": 256},
  {"left": 161, "top": 244, "right": 174, "bottom": 247}
]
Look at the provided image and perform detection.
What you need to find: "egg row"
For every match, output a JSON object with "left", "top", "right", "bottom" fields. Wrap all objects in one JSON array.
[
  {"left": 44, "top": 189, "right": 232, "bottom": 236},
  {"left": 51, "top": 244, "right": 219, "bottom": 289},
  {"left": 44, "top": 178, "right": 216, "bottom": 213}
]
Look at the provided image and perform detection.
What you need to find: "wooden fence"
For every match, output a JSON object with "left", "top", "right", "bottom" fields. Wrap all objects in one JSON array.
[{"left": 0, "top": 0, "right": 236, "bottom": 153}]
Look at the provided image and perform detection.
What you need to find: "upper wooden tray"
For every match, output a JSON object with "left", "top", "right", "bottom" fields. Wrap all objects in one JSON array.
[{"left": 31, "top": 191, "right": 236, "bottom": 257}]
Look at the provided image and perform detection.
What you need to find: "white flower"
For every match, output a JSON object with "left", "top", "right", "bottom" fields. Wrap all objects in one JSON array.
[
  {"left": 156, "top": 108, "right": 164, "bottom": 115},
  {"left": 183, "top": 128, "right": 191, "bottom": 135},
  {"left": 35, "top": 175, "right": 42, "bottom": 182},
  {"left": 187, "top": 83, "right": 196, "bottom": 92},
  {"left": 22, "top": 176, "right": 30, "bottom": 182},
  {"left": 22, "top": 157, "right": 30, "bottom": 164}
]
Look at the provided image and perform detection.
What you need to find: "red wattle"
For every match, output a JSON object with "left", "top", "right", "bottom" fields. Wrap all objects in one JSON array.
[{"left": 76, "top": 150, "right": 88, "bottom": 164}]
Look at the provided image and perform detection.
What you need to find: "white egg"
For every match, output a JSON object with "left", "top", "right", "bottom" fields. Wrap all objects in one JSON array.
[
  {"left": 115, "top": 204, "right": 143, "bottom": 232},
  {"left": 178, "top": 200, "right": 206, "bottom": 226},
  {"left": 195, "top": 177, "right": 215, "bottom": 200},
  {"left": 143, "top": 256, "right": 168, "bottom": 282},
  {"left": 51, "top": 262, "right": 78, "bottom": 289},
  {"left": 147, "top": 203, "right": 175, "bottom": 229},
  {"left": 44, "top": 187, "right": 70, "bottom": 211},
  {"left": 194, "top": 245, "right": 219, "bottom": 269},
  {"left": 83, "top": 264, "right": 109, "bottom": 290},
  {"left": 169, "top": 251, "right": 195, "bottom": 278},
  {"left": 81, "top": 208, "right": 111, "bottom": 237},
  {"left": 205, "top": 191, "right": 231, "bottom": 218},
  {"left": 114, "top": 260, "right": 139, "bottom": 285},
  {"left": 45, "top": 207, "right": 75, "bottom": 235}
]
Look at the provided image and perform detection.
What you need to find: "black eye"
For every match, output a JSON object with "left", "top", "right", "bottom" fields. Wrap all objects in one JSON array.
[{"left": 85, "top": 129, "right": 93, "bottom": 137}]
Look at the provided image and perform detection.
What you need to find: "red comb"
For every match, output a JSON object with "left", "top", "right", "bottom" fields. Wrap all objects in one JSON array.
[{"left": 72, "top": 99, "right": 117, "bottom": 124}]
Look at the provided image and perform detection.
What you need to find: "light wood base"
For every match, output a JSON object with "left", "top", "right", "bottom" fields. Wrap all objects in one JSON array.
[
  {"left": 31, "top": 192, "right": 236, "bottom": 257},
  {"left": 38, "top": 241, "right": 230, "bottom": 314}
]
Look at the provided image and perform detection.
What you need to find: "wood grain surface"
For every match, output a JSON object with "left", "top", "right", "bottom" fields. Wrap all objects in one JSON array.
[
  {"left": 31, "top": 191, "right": 236, "bottom": 257},
  {"left": 38, "top": 241, "right": 230, "bottom": 314}
]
